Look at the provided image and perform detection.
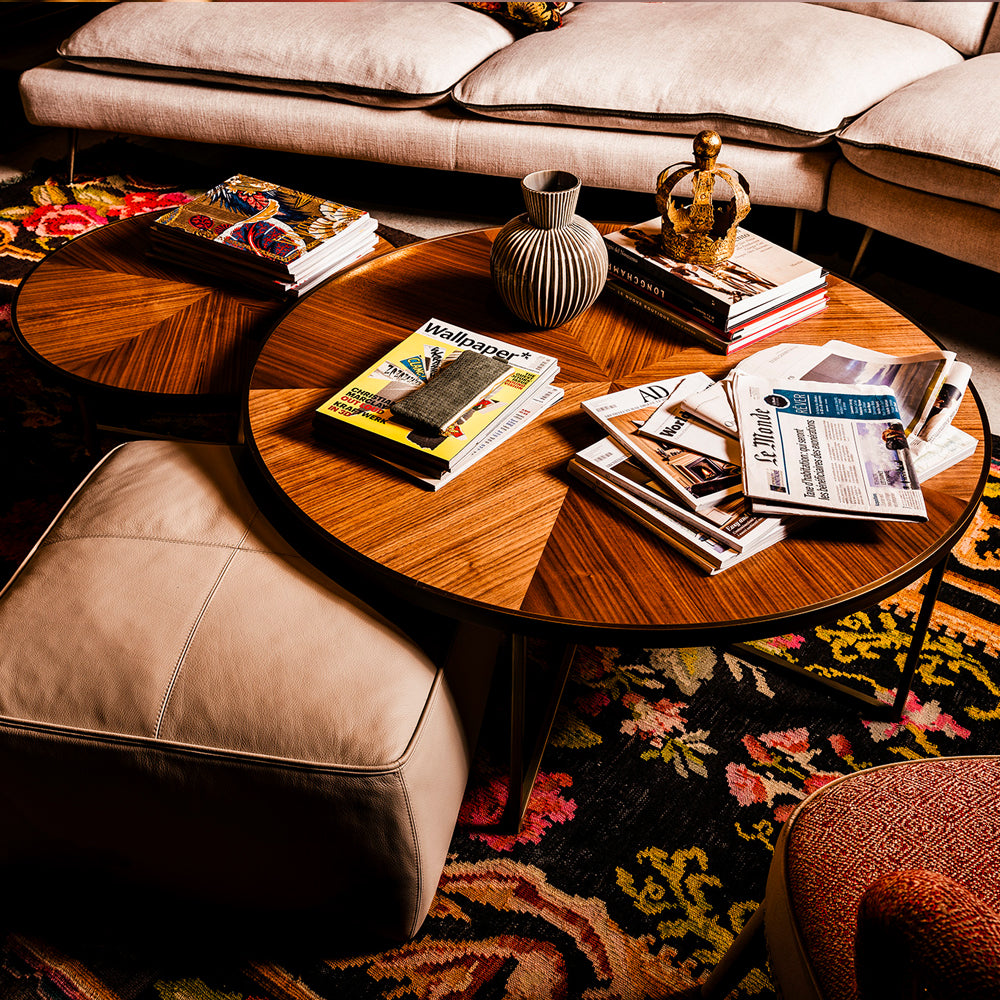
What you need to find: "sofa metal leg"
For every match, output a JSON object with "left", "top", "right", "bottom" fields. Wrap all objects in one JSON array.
[
  {"left": 75, "top": 393, "right": 98, "bottom": 457},
  {"left": 792, "top": 209, "right": 803, "bottom": 252},
  {"left": 67, "top": 128, "right": 78, "bottom": 186},
  {"left": 850, "top": 227, "right": 874, "bottom": 277}
]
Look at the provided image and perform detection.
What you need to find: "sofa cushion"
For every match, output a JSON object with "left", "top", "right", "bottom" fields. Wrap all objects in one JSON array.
[
  {"left": 814, "top": 2, "right": 996, "bottom": 57},
  {"left": 837, "top": 54, "right": 1000, "bottom": 210},
  {"left": 57, "top": 1, "right": 517, "bottom": 109},
  {"left": 827, "top": 159, "right": 1000, "bottom": 273},
  {"left": 18, "top": 61, "right": 836, "bottom": 210},
  {"left": 452, "top": 1, "right": 966, "bottom": 148}
]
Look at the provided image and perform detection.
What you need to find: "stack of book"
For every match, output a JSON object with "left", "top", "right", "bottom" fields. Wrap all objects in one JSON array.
[
  {"left": 149, "top": 175, "right": 378, "bottom": 298},
  {"left": 313, "top": 317, "right": 562, "bottom": 490},
  {"left": 570, "top": 340, "right": 977, "bottom": 572},
  {"left": 603, "top": 218, "right": 828, "bottom": 353}
]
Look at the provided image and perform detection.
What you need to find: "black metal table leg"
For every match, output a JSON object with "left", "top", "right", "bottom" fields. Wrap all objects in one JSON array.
[
  {"left": 501, "top": 637, "right": 578, "bottom": 832},
  {"left": 731, "top": 554, "right": 950, "bottom": 720}
]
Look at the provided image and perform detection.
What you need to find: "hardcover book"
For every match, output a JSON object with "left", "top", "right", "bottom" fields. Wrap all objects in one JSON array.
[
  {"left": 606, "top": 276, "right": 828, "bottom": 353},
  {"left": 148, "top": 225, "right": 378, "bottom": 298},
  {"left": 153, "top": 174, "right": 374, "bottom": 277},
  {"left": 605, "top": 218, "right": 825, "bottom": 328},
  {"left": 313, "top": 318, "right": 559, "bottom": 475}
]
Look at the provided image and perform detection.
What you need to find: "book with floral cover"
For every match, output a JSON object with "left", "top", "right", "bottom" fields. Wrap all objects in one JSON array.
[{"left": 151, "top": 174, "right": 376, "bottom": 279}]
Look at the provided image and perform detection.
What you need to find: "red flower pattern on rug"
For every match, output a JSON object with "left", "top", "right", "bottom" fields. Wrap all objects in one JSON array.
[{"left": 459, "top": 767, "right": 576, "bottom": 850}]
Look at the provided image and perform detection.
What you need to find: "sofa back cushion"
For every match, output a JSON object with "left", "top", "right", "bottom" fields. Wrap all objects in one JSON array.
[
  {"left": 837, "top": 53, "right": 1000, "bottom": 210},
  {"left": 56, "top": 1, "right": 518, "bottom": 109},
  {"left": 814, "top": 2, "right": 997, "bottom": 57},
  {"left": 452, "top": 2, "right": 965, "bottom": 149}
]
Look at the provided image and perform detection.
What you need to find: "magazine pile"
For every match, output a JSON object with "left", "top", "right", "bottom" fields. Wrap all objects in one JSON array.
[
  {"left": 603, "top": 218, "right": 828, "bottom": 354},
  {"left": 149, "top": 174, "right": 378, "bottom": 298},
  {"left": 570, "top": 340, "right": 977, "bottom": 573},
  {"left": 313, "top": 317, "right": 562, "bottom": 489}
]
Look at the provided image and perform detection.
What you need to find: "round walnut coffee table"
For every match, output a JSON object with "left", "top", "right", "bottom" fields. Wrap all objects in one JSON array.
[
  {"left": 243, "top": 227, "right": 988, "bottom": 639},
  {"left": 242, "top": 226, "right": 989, "bottom": 824}
]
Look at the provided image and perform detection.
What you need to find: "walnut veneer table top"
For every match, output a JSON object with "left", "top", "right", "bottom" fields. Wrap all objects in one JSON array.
[
  {"left": 244, "top": 226, "right": 990, "bottom": 644},
  {"left": 11, "top": 212, "right": 392, "bottom": 404}
]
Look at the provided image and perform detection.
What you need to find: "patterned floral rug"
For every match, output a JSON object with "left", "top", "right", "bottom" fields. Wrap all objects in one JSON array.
[{"left": 2, "top": 142, "right": 999, "bottom": 999}]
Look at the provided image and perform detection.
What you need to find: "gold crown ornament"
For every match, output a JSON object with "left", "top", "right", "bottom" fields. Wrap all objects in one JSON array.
[{"left": 655, "top": 130, "right": 751, "bottom": 267}]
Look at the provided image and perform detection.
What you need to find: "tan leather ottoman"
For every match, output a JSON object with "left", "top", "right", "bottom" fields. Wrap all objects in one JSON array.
[{"left": 0, "top": 440, "right": 486, "bottom": 944}]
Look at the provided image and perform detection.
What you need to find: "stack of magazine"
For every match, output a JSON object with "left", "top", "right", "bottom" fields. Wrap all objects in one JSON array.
[
  {"left": 603, "top": 218, "right": 828, "bottom": 353},
  {"left": 570, "top": 340, "right": 977, "bottom": 572},
  {"left": 149, "top": 174, "right": 378, "bottom": 298},
  {"left": 571, "top": 373, "right": 798, "bottom": 573},
  {"left": 313, "top": 317, "right": 562, "bottom": 489}
]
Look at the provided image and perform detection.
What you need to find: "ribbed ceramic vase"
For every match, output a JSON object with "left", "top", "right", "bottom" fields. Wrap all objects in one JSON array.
[{"left": 490, "top": 170, "right": 608, "bottom": 329}]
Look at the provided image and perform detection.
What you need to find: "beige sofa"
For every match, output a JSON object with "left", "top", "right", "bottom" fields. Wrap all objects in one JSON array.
[{"left": 18, "top": 2, "right": 1000, "bottom": 273}]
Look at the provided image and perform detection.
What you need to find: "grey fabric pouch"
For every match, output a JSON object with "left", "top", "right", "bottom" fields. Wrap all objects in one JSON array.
[{"left": 391, "top": 351, "right": 512, "bottom": 434}]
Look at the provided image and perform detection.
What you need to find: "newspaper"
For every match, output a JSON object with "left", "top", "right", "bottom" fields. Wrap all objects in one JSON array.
[
  {"left": 733, "top": 374, "right": 927, "bottom": 521},
  {"left": 920, "top": 361, "right": 971, "bottom": 443},
  {"left": 683, "top": 340, "right": 956, "bottom": 441}
]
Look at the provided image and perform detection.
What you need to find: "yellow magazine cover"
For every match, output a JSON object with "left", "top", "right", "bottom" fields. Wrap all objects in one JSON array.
[{"left": 313, "top": 318, "right": 559, "bottom": 473}]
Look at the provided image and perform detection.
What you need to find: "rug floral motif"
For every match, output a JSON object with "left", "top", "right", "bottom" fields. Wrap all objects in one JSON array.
[{"left": 2, "top": 144, "right": 999, "bottom": 1000}]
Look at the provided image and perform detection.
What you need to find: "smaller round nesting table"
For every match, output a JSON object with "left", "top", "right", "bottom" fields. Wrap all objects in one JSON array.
[{"left": 11, "top": 211, "right": 392, "bottom": 437}]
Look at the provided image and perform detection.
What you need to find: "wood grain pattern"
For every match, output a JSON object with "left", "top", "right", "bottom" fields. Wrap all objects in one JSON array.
[
  {"left": 244, "top": 226, "right": 991, "bottom": 643},
  {"left": 12, "top": 212, "right": 393, "bottom": 401}
]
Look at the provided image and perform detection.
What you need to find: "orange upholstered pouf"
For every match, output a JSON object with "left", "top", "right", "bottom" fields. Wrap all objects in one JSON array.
[{"left": 764, "top": 756, "right": 1000, "bottom": 1000}]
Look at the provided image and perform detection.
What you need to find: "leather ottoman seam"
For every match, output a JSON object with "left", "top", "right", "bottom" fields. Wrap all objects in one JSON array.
[
  {"left": 397, "top": 770, "right": 422, "bottom": 938},
  {"left": 154, "top": 516, "right": 257, "bottom": 740},
  {"left": 0, "top": 717, "right": 417, "bottom": 774},
  {"left": 38, "top": 533, "right": 287, "bottom": 555}
]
